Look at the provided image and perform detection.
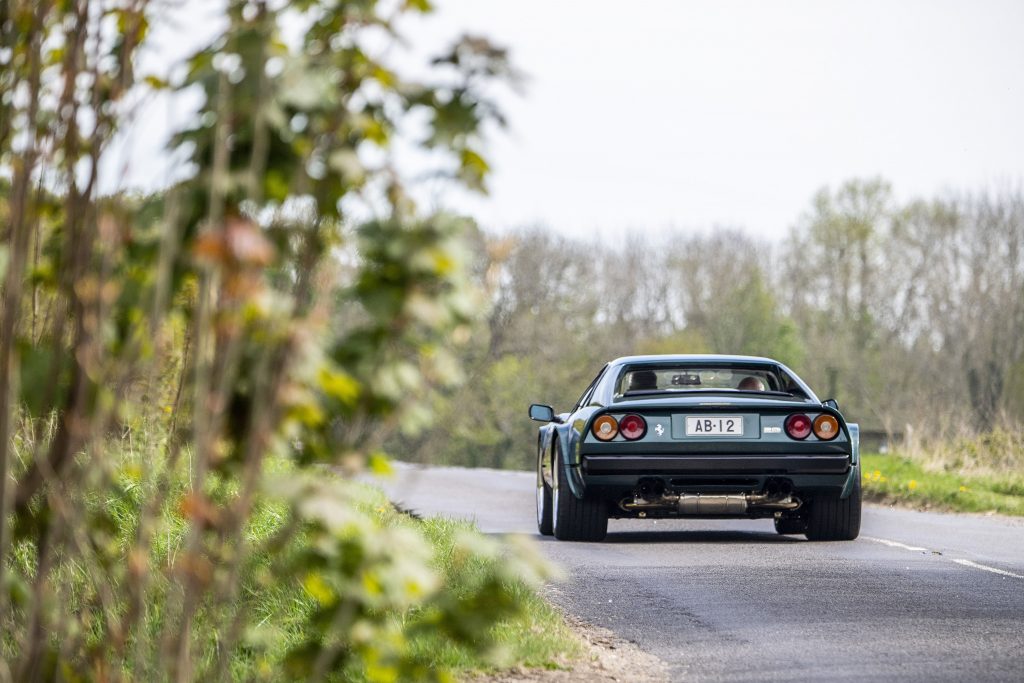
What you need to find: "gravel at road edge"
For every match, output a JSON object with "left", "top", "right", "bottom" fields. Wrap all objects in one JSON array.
[{"left": 469, "top": 601, "right": 669, "bottom": 683}]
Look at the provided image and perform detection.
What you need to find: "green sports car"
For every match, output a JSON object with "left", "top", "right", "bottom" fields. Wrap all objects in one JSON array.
[{"left": 529, "top": 355, "right": 861, "bottom": 542}]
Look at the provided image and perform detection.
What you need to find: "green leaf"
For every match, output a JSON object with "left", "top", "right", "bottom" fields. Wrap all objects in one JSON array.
[
  {"left": 142, "top": 74, "right": 169, "bottom": 90},
  {"left": 319, "top": 367, "right": 361, "bottom": 406},
  {"left": 458, "top": 147, "right": 490, "bottom": 191},
  {"left": 368, "top": 452, "right": 394, "bottom": 476}
]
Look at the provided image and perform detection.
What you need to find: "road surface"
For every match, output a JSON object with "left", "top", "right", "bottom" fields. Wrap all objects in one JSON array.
[{"left": 372, "top": 463, "right": 1024, "bottom": 682}]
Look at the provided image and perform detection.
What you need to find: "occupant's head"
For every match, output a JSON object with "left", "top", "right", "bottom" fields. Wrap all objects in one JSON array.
[
  {"left": 737, "top": 376, "right": 766, "bottom": 391},
  {"left": 629, "top": 370, "right": 658, "bottom": 391}
]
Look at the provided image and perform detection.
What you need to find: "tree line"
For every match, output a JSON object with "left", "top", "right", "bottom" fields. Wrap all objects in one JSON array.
[{"left": 395, "top": 178, "right": 1024, "bottom": 470}]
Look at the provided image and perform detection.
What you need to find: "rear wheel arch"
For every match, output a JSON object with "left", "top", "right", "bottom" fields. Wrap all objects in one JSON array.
[
  {"left": 547, "top": 441, "right": 556, "bottom": 486},
  {"left": 536, "top": 437, "right": 554, "bottom": 536},
  {"left": 537, "top": 430, "right": 555, "bottom": 488}
]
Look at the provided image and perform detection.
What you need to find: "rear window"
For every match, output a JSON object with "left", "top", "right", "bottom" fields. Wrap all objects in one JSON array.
[{"left": 616, "top": 365, "right": 797, "bottom": 396}]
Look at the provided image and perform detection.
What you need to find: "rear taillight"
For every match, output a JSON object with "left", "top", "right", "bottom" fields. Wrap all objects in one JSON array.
[
  {"left": 619, "top": 414, "right": 647, "bottom": 440},
  {"left": 592, "top": 415, "right": 618, "bottom": 441},
  {"left": 784, "top": 413, "right": 812, "bottom": 440},
  {"left": 813, "top": 414, "right": 840, "bottom": 440}
]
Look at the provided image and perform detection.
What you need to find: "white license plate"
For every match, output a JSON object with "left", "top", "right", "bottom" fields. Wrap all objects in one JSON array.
[{"left": 685, "top": 415, "right": 744, "bottom": 436}]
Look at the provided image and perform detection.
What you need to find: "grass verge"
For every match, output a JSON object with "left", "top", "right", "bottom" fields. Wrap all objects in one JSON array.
[
  {"left": 392, "top": 511, "right": 582, "bottom": 675},
  {"left": 222, "top": 481, "right": 582, "bottom": 678},
  {"left": 3, "top": 443, "right": 580, "bottom": 680},
  {"left": 861, "top": 452, "right": 1024, "bottom": 516},
  {"left": 244, "top": 482, "right": 581, "bottom": 678}
]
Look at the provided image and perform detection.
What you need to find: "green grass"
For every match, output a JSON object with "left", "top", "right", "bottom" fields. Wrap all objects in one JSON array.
[
  {"left": 228, "top": 483, "right": 582, "bottom": 679},
  {"left": 403, "top": 515, "right": 580, "bottom": 674},
  {"left": 194, "top": 481, "right": 580, "bottom": 679},
  {"left": 4, "top": 424, "right": 581, "bottom": 681},
  {"left": 861, "top": 452, "right": 1024, "bottom": 516}
]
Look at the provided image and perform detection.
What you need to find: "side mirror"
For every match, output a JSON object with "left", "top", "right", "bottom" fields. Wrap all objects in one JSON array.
[
  {"left": 822, "top": 398, "right": 839, "bottom": 411},
  {"left": 528, "top": 403, "right": 556, "bottom": 422}
]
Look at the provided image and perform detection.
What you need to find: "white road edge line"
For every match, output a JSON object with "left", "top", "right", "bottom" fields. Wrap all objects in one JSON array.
[
  {"left": 952, "top": 559, "right": 1024, "bottom": 580},
  {"left": 862, "top": 536, "right": 927, "bottom": 552}
]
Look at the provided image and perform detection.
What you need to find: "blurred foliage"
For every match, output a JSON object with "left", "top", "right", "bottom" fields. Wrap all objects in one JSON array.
[{"left": 0, "top": 1, "right": 560, "bottom": 681}]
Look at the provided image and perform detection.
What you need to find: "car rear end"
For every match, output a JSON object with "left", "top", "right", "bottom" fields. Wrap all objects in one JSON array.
[{"left": 578, "top": 397, "right": 855, "bottom": 518}]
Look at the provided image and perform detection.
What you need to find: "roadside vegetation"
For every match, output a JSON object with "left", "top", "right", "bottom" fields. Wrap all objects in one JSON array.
[
  {"left": 862, "top": 443, "right": 1024, "bottom": 517},
  {"left": 6, "top": 419, "right": 576, "bottom": 679},
  {"left": 0, "top": 1, "right": 581, "bottom": 680}
]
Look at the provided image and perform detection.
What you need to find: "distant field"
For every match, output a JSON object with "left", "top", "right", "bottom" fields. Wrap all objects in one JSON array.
[{"left": 861, "top": 452, "right": 1024, "bottom": 517}]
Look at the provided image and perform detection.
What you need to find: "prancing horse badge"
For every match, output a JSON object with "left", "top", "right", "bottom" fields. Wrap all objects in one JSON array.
[{"left": 654, "top": 423, "right": 665, "bottom": 436}]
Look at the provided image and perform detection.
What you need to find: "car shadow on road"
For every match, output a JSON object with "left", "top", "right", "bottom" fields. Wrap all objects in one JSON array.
[{"left": 599, "top": 529, "right": 804, "bottom": 544}]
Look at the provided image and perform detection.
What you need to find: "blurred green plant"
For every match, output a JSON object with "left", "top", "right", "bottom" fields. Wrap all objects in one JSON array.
[{"left": 0, "top": 1, "right": 558, "bottom": 681}]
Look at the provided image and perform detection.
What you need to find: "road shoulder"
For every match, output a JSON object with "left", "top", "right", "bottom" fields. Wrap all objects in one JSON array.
[{"left": 469, "top": 608, "right": 669, "bottom": 683}]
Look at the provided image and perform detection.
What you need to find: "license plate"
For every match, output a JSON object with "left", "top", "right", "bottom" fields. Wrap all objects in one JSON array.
[{"left": 685, "top": 415, "right": 744, "bottom": 436}]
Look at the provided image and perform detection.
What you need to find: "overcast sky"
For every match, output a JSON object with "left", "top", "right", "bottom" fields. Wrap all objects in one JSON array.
[{"left": 118, "top": 0, "right": 1024, "bottom": 241}]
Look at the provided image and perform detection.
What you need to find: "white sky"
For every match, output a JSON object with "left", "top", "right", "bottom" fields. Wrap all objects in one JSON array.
[{"left": 116, "top": 0, "right": 1024, "bottom": 241}]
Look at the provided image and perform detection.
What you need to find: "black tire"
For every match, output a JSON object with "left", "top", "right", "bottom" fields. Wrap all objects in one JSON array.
[
  {"left": 536, "top": 446, "right": 553, "bottom": 536},
  {"left": 774, "top": 516, "right": 807, "bottom": 535},
  {"left": 805, "top": 474, "right": 862, "bottom": 541},
  {"left": 552, "top": 444, "right": 608, "bottom": 542}
]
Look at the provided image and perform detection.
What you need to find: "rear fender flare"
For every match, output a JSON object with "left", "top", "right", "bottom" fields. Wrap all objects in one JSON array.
[
  {"left": 847, "top": 423, "right": 860, "bottom": 466},
  {"left": 537, "top": 424, "right": 556, "bottom": 488},
  {"left": 840, "top": 423, "right": 861, "bottom": 498},
  {"left": 555, "top": 425, "right": 586, "bottom": 499}
]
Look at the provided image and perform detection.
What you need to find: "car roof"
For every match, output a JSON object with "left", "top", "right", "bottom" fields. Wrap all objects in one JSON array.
[{"left": 609, "top": 354, "right": 781, "bottom": 366}]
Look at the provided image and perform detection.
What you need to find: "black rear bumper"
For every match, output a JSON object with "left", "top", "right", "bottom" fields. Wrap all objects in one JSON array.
[{"left": 581, "top": 454, "right": 850, "bottom": 476}]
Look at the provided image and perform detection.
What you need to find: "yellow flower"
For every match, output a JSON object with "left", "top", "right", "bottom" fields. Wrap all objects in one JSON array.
[
  {"left": 908, "top": 480, "right": 917, "bottom": 491},
  {"left": 959, "top": 485, "right": 968, "bottom": 493},
  {"left": 303, "top": 572, "right": 335, "bottom": 606}
]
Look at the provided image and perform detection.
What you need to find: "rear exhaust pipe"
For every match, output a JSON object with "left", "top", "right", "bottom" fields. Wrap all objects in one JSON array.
[
  {"left": 763, "top": 478, "right": 793, "bottom": 497},
  {"left": 620, "top": 489, "right": 802, "bottom": 514},
  {"left": 676, "top": 494, "right": 748, "bottom": 515},
  {"left": 635, "top": 477, "right": 665, "bottom": 499}
]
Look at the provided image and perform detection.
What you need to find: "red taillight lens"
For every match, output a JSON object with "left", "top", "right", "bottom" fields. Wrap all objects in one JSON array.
[
  {"left": 813, "top": 414, "right": 840, "bottom": 440},
  {"left": 592, "top": 415, "right": 618, "bottom": 441},
  {"left": 619, "top": 414, "right": 647, "bottom": 440},
  {"left": 784, "top": 413, "right": 812, "bottom": 440}
]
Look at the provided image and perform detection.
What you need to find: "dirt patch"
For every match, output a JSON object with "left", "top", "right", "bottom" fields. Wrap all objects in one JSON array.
[{"left": 469, "top": 613, "right": 669, "bottom": 683}]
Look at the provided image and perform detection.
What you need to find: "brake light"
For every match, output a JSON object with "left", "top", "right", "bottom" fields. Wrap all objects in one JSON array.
[
  {"left": 784, "top": 413, "right": 812, "bottom": 440},
  {"left": 813, "top": 414, "right": 840, "bottom": 440},
  {"left": 592, "top": 415, "right": 618, "bottom": 441},
  {"left": 619, "top": 414, "right": 647, "bottom": 440}
]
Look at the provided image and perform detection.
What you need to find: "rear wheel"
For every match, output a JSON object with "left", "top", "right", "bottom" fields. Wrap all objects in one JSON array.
[
  {"left": 552, "top": 444, "right": 607, "bottom": 542},
  {"left": 805, "top": 475, "right": 862, "bottom": 541},
  {"left": 536, "top": 446, "right": 553, "bottom": 536}
]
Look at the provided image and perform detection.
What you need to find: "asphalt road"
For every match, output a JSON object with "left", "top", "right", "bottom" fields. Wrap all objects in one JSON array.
[{"left": 372, "top": 463, "right": 1024, "bottom": 682}]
